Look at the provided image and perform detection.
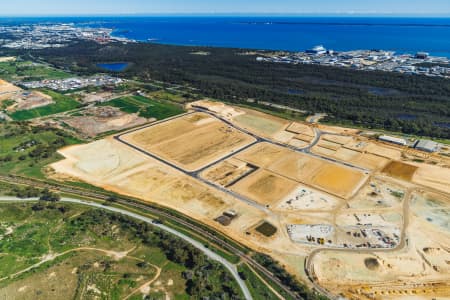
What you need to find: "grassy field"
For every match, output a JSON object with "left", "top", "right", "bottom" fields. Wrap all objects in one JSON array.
[
  {"left": 0, "top": 202, "right": 242, "bottom": 299},
  {"left": 237, "top": 263, "right": 280, "bottom": 300},
  {"left": 0, "top": 60, "right": 71, "bottom": 82},
  {"left": 100, "top": 95, "right": 185, "bottom": 120},
  {"left": 0, "top": 123, "right": 82, "bottom": 178},
  {"left": 148, "top": 90, "right": 192, "bottom": 103},
  {"left": 9, "top": 90, "right": 81, "bottom": 121}
]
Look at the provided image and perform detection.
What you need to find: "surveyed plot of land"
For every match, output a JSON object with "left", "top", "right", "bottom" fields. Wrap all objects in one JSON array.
[
  {"left": 312, "top": 135, "right": 392, "bottom": 171},
  {"left": 233, "top": 108, "right": 288, "bottom": 137},
  {"left": 200, "top": 158, "right": 256, "bottom": 187},
  {"left": 230, "top": 169, "right": 299, "bottom": 207},
  {"left": 122, "top": 112, "right": 256, "bottom": 171},
  {"left": 234, "top": 143, "right": 368, "bottom": 199}
]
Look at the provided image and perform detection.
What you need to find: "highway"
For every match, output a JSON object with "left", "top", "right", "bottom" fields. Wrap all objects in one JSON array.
[
  {"left": 0, "top": 196, "right": 252, "bottom": 300},
  {"left": 0, "top": 175, "right": 302, "bottom": 299}
]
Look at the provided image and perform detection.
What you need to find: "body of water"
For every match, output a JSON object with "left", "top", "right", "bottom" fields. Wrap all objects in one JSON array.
[
  {"left": 96, "top": 62, "right": 129, "bottom": 72},
  {"left": 2, "top": 16, "right": 450, "bottom": 57}
]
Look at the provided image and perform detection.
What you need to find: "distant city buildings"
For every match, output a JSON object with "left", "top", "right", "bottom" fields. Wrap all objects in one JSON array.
[
  {"left": 20, "top": 75, "right": 124, "bottom": 91},
  {"left": 0, "top": 23, "right": 133, "bottom": 50},
  {"left": 257, "top": 45, "right": 450, "bottom": 79}
]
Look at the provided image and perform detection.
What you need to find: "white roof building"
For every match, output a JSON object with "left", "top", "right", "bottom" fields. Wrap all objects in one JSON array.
[
  {"left": 415, "top": 140, "right": 439, "bottom": 153},
  {"left": 379, "top": 135, "right": 407, "bottom": 146}
]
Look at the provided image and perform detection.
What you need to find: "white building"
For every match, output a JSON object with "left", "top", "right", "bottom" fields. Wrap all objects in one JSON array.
[
  {"left": 379, "top": 135, "right": 407, "bottom": 146},
  {"left": 414, "top": 140, "right": 439, "bottom": 153}
]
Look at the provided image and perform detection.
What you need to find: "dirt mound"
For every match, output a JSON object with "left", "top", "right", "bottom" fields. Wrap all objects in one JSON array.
[{"left": 364, "top": 257, "right": 380, "bottom": 270}]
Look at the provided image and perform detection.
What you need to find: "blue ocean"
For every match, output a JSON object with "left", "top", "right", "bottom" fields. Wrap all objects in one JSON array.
[{"left": 2, "top": 16, "right": 450, "bottom": 57}]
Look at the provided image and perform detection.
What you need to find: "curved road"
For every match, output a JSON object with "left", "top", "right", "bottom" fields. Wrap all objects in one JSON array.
[
  {"left": 0, "top": 197, "right": 252, "bottom": 300},
  {"left": 304, "top": 187, "right": 416, "bottom": 299}
]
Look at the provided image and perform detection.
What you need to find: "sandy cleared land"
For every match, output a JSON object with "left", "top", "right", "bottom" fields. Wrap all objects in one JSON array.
[
  {"left": 278, "top": 184, "right": 342, "bottom": 211},
  {"left": 230, "top": 169, "right": 299, "bottom": 207},
  {"left": 286, "top": 122, "right": 315, "bottom": 136},
  {"left": 236, "top": 142, "right": 290, "bottom": 168},
  {"left": 347, "top": 179, "right": 405, "bottom": 209},
  {"left": 188, "top": 100, "right": 244, "bottom": 119},
  {"left": 11, "top": 91, "right": 54, "bottom": 111},
  {"left": 311, "top": 145, "right": 390, "bottom": 171},
  {"left": 236, "top": 142, "right": 367, "bottom": 199},
  {"left": 412, "top": 163, "right": 450, "bottom": 194},
  {"left": 0, "top": 56, "right": 16, "bottom": 62},
  {"left": 122, "top": 112, "right": 256, "bottom": 171},
  {"left": 365, "top": 143, "right": 403, "bottom": 160},
  {"left": 382, "top": 161, "right": 418, "bottom": 181},
  {"left": 51, "top": 137, "right": 318, "bottom": 261},
  {"left": 316, "top": 139, "right": 342, "bottom": 151},
  {"left": 64, "top": 106, "right": 149, "bottom": 137},
  {"left": 0, "top": 79, "right": 22, "bottom": 101},
  {"left": 322, "top": 134, "right": 353, "bottom": 145},
  {"left": 49, "top": 101, "right": 450, "bottom": 300},
  {"left": 233, "top": 108, "right": 288, "bottom": 138},
  {"left": 352, "top": 153, "right": 390, "bottom": 170},
  {"left": 310, "top": 164, "right": 368, "bottom": 199},
  {"left": 312, "top": 198, "right": 450, "bottom": 299},
  {"left": 312, "top": 135, "right": 392, "bottom": 171},
  {"left": 200, "top": 158, "right": 255, "bottom": 187},
  {"left": 270, "top": 152, "right": 326, "bottom": 183}
]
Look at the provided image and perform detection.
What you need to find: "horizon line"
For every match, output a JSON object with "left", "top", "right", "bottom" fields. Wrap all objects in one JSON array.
[{"left": 1, "top": 12, "right": 450, "bottom": 18}]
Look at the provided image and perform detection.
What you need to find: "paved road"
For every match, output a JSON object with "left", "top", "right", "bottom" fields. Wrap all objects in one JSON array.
[
  {"left": 0, "top": 197, "right": 253, "bottom": 300},
  {"left": 114, "top": 108, "right": 367, "bottom": 215}
]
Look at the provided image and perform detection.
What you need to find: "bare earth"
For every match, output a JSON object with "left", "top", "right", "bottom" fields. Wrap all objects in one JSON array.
[{"left": 51, "top": 103, "right": 450, "bottom": 300}]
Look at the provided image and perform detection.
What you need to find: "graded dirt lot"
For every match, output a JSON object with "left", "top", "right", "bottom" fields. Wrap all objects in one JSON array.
[
  {"left": 412, "top": 163, "right": 450, "bottom": 194},
  {"left": 233, "top": 108, "right": 288, "bottom": 138},
  {"left": 311, "top": 192, "right": 450, "bottom": 300},
  {"left": 312, "top": 135, "right": 391, "bottom": 171},
  {"left": 122, "top": 112, "right": 256, "bottom": 171},
  {"left": 64, "top": 106, "right": 149, "bottom": 137},
  {"left": 200, "top": 158, "right": 255, "bottom": 187},
  {"left": 188, "top": 100, "right": 244, "bottom": 119},
  {"left": 50, "top": 137, "right": 306, "bottom": 259},
  {"left": 310, "top": 164, "right": 368, "bottom": 199},
  {"left": 235, "top": 142, "right": 291, "bottom": 168},
  {"left": 49, "top": 102, "right": 450, "bottom": 300},
  {"left": 0, "top": 79, "right": 21, "bottom": 101},
  {"left": 11, "top": 91, "right": 54, "bottom": 111},
  {"left": 382, "top": 161, "right": 418, "bottom": 181},
  {"left": 230, "top": 169, "right": 299, "bottom": 207},
  {"left": 236, "top": 142, "right": 367, "bottom": 199}
]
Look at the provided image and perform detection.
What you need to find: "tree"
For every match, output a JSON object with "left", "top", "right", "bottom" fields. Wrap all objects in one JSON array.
[{"left": 39, "top": 188, "right": 61, "bottom": 202}]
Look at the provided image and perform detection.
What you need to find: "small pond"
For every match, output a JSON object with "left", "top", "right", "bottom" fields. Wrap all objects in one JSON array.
[{"left": 96, "top": 62, "right": 130, "bottom": 72}]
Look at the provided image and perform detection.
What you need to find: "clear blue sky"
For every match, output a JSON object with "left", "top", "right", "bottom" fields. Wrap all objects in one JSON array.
[{"left": 1, "top": 0, "right": 449, "bottom": 16}]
